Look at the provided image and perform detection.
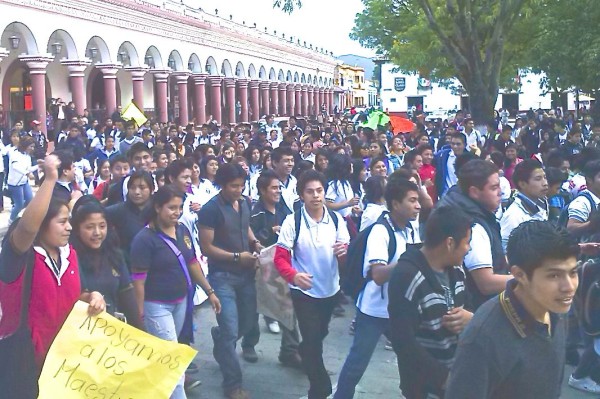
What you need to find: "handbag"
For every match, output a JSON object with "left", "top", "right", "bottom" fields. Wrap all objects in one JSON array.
[{"left": 0, "top": 251, "right": 39, "bottom": 399}]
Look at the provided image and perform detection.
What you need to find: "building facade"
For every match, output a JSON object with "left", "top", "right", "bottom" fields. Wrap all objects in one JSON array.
[{"left": 0, "top": 0, "right": 338, "bottom": 131}]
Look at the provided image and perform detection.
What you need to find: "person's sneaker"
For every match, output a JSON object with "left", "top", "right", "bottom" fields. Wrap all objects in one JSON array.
[
  {"left": 279, "top": 352, "right": 303, "bottom": 369},
  {"left": 384, "top": 339, "right": 393, "bottom": 351},
  {"left": 267, "top": 321, "right": 281, "bottom": 334},
  {"left": 349, "top": 318, "right": 356, "bottom": 335},
  {"left": 186, "top": 361, "right": 199, "bottom": 374},
  {"left": 242, "top": 347, "right": 259, "bottom": 363},
  {"left": 226, "top": 387, "right": 250, "bottom": 399},
  {"left": 184, "top": 375, "right": 201, "bottom": 392},
  {"left": 568, "top": 375, "right": 600, "bottom": 393}
]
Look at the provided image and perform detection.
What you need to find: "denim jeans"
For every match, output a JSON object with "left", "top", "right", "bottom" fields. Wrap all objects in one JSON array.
[
  {"left": 291, "top": 289, "right": 337, "bottom": 399},
  {"left": 209, "top": 271, "right": 257, "bottom": 393},
  {"left": 333, "top": 309, "right": 389, "bottom": 399},
  {"left": 144, "top": 298, "right": 188, "bottom": 399},
  {"left": 8, "top": 183, "right": 32, "bottom": 222}
]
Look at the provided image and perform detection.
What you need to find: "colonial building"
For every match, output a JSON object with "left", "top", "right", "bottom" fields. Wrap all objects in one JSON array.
[{"left": 0, "top": 0, "right": 338, "bottom": 131}]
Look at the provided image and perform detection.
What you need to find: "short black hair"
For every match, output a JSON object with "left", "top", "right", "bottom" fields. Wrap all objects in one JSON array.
[
  {"left": 545, "top": 167, "right": 568, "bottom": 186},
  {"left": 583, "top": 159, "right": 600, "bottom": 182},
  {"left": 110, "top": 155, "right": 129, "bottom": 169},
  {"left": 128, "top": 142, "right": 151, "bottom": 160},
  {"left": 363, "top": 175, "right": 387, "bottom": 205},
  {"left": 512, "top": 159, "right": 543, "bottom": 189},
  {"left": 257, "top": 169, "right": 279, "bottom": 194},
  {"left": 424, "top": 206, "right": 473, "bottom": 248},
  {"left": 53, "top": 150, "right": 74, "bottom": 177},
  {"left": 271, "top": 146, "right": 295, "bottom": 163},
  {"left": 384, "top": 176, "right": 419, "bottom": 210},
  {"left": 403, "top": 150, "right": 420, "bottom": 166},
  {"left": 458, "top": 159, "right": 499, "bottom": 193},
  {"left": 214, "top": 162, "right": 246, "bottom": 187},
  {"left": 297, "top": 170, "right": 327, "bottom": 195},
  {"left": 165, "top": 159, "right": 193, "bottom": 183},
  {"left": 450, "top": 132, "right": 467, "bottom": 145},
  {"left": 507, "top": 220, "right": 579, "bottom": 278}
]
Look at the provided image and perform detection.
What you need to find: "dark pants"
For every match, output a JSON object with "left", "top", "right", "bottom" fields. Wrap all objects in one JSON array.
[
  {"left": 291, "top": 289, "right": 337, "bottom": 399},
  {"left": 573, "top": 334, "right": 600, "bottom": 381},
  {"left": 242, "top": 314, "right": 300, "bottom": 358},
  {"left": 209, "top": 271, "right": 257, "bottom": 393}
]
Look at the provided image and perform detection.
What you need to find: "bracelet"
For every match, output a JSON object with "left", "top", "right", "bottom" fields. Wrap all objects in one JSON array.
[
  {"left": 233, "top": 252, "right": 240, "bottom": 262},
  {"left": 206, "top": 289, "right": 215, "bottom": 296}
]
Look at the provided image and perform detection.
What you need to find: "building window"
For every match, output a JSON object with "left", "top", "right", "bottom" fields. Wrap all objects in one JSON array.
[{"left": 390, "top": 98, "right": 397, "bottom": 103}]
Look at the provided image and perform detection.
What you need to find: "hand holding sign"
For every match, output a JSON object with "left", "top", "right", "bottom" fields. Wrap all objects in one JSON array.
[{"left": 38, "top": 301, "right": 197, "bottom": 399}]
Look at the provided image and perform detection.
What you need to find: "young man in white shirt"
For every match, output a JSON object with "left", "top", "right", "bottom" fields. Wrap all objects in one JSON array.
[
  {"left": 500, "top": 159, "right": 549, "bottom": 252},
  {"left": 334, "top": 177, "right": 422, "bottom": 399},
  {"left": 275, "top": 170, "right": 350, "bottom": 399},
  {"left": 272, "top": 146, "right": 298, "bottom": 213}
]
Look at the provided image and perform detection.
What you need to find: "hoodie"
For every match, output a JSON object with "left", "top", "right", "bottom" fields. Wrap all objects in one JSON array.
[{"left": 437, "top": 186, "right": 508, "bottom": 310}]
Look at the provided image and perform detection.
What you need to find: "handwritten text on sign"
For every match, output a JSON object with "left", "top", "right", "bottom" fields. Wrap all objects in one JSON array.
[{"left": 38, "top": 301, "right": 197, "bottom": 399}]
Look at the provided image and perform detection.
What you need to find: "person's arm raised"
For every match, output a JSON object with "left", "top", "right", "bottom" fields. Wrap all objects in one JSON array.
[{"left": 11, "top": 155, "right": 60, "bottom": 254}]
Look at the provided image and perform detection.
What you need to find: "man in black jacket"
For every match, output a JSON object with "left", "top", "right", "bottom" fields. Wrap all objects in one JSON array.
[
  {"left": 437, "top": 159, "right": 511, "bottom": 310},
  {"left": 388, "top": 206, "right": 473, "bottom": 399},
  {"left": 446, "top": 221, "right": 579, "bottom": 399}
]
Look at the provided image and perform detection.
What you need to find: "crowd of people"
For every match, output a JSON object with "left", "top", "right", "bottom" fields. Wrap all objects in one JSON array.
[{"left": 1, "top": 103, "right": 600, "bottom": 399}]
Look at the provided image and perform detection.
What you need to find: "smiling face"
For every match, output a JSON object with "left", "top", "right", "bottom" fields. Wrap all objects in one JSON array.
[
  {"left": 156, "top": 196, "right": 183, "bottom": 227},
  {"left": 78, "top": 212, "right": 108, "bottom": 250},
  {"left": 370, "top": 160, "right": 387, "bottom": 177},
  {"left": 174, "top": 168, "right": 192, "bottom": 193},
  {"left": 40, "top": 205, "right": 72, "bottom": 248}
]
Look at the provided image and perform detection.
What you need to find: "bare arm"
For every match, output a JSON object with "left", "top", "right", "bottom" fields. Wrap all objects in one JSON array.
[
  {"left": 567, "top": 218, "right": 594, "bottom": 236},
  {"left": 199, "top": 227, "right": 235, "bottom": 262},
  {"left": 132, "top": 276, "right": 146, "bottom": 319},
  {"left": 469, "top": 268, "right": 512, "bottom": 296},
  {"left": 326, "top": 199, "right": 353, "bottom": 211},
  {"left": 371, "top": 262, "right": 397, "bottom": 286}
]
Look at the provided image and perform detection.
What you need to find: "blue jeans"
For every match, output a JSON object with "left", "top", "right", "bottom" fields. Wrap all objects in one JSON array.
[
  {"left": 333, "top": 309, "right": 389, "bottom": 399},
  {"left": 144, "top": 298, "right": 188, "bottom": 399},
  {"left": 8, "top": 183, "right": 32, "bottom": 222},
  {"left": 209, "top": 271, "right": 257, "bottom": 393}
]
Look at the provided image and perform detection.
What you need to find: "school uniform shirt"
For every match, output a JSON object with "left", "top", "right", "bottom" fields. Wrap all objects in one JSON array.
[
  {"left": 500, "top": 195, "right": 548, "bottom": 252},
  {"left": 563, "top": 173, "right": 587, "bottom": 199},
  {"left": 445, "top": 151, "right": 458, "bottom": 191},
  {"left": 568, "top": 189, "right": 600, "bottom": 222},
  {"left": 79, "top": 258, "right": 132, "bottom": 316},
  {"left": 7, "top": 150, "right": 36, "bottom": 186},
  {"left": 359, "top": 203, "right": 388, "bottom": 231},
  {"left": 277, "top": 206, "right": 350, "bottom": 298},
  {"left": 196, "top": 179, "right": 221, "bottom": 206},
  {"left": 358, "top": 215, "right": 421, "bottom": 318},
  {"left": 280, "top": 175, "right": 299, "bottom": 213},
  {"left": 326, "top": 180, "right": 355, "bottom": 218}
]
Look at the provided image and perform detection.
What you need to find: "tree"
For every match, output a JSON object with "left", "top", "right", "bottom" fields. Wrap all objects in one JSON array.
[
  {"left": 351, "top": 0, "right": 540, "bottom": 123},
  {"left": 273, "top": 0, "right": 302, "bottom": 13}
]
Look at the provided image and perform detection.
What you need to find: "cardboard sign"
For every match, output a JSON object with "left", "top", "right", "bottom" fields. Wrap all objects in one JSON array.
[{"left": 38, "top": 301, "right": 197, "bottom": 399}]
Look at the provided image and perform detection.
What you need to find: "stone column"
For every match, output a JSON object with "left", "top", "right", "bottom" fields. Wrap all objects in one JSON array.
[
  {"left": 287, "top": 84, "right": 295, "bottom": 116},
  {"left": 207, "top": 76, "right": 223, "bottom": 124},
  {"left": 278, "top": 83, "right": 287, "bottom": 117},
  {"left": 175, "top": 73, "right": 190, "bottom": 125},
  {"left": 329, "top": 89, "right": 334, "bottom": 114},
  {"left": 301, "top": 85, "right": 309, "bottom": 116},
  {"left": 270, "top": 82, "right": 279, "bottom": 115},
  {"left": 96, "top": 64, "right": 120, "bottom": 117},
  {"left": 192, "top": 73, "right": 207, "bottom": 124},
  {"left": 62, "top": 60, "right": 90, "bottom": 115},
  {"left": 249, "top": 80, "right": 260, "bottom": 122},
  {"left": 20, "top": 56, "right": 53, "bottom": 133},
  {"left": 237, "top": 79, "right": 250, "bottom": 123},
  {"left": 125, "top": 67, "right": 148, "bottom": 110},
  {"left": 318, "top": 87, "right": 325, "bottom": 113},
  {"left": 311, "top": 86, "right": 318, "bottom": 116},
  {"left": 224, "top": 78, "right": 236, "bottom": 124},
  {"left": 152, "top": 70, "right": 170, "bottom": 123},
  {"left": 260, "top": 81, "right": 270, "bottom": 117},
  {"left": 294, "top": 84, "right": 302, "bottom": 116}
]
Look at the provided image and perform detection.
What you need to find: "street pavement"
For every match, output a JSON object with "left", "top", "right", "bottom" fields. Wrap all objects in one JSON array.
[
  {"left": 0, "top": 187, "right": 595, "bottom": 398},
  {"left": 186, "top": 302, "right": 596, "bottom": 399}
]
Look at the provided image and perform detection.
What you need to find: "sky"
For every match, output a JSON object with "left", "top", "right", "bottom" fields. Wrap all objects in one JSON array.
[{"left": 185, "top": 0, "right": 374, "bottom": 58}]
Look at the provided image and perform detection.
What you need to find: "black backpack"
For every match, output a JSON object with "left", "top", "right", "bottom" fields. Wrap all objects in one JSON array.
[
  {"left": 580, "top": 260, "right": 600, "bottom": 336},
  {"left": 341, "top": 212, "right": 396, "bottom": 300},
  {"left": 292, "top": 208, "right": 339, "bottom": 258},
  {"left": 557, "top": 191, "right": 596, "bottom": 232}
]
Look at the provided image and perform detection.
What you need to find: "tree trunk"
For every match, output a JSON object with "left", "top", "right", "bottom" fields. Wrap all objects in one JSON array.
[{"left": 466, "top": 81, "right": 496, "bottom": 126}]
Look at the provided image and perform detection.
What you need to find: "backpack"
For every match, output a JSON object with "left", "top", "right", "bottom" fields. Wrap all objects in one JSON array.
[
  {"left": 292, "top": 207, "right": 339, "bottom": 259},
  {"left": 341, "top": 212, "right": 397, "bottom": 301},
  {"left": 580, "top": 259, "right": 600, "bottom": 336},
  {"left": 557, "top": 191, "right": 596, "bottom": 231}
]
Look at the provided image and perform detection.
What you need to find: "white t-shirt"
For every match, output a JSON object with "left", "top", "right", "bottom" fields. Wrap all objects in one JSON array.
[
  {"left": 360, "top": 203, "right": 387, "bottom": 231},
  {"left": 568, "top": 189, "right": 600, "bottom": 222},
  {"left": 358, "top": 216, "right": 421, "bottom": 318},
  {"left": 463, "top": 223, "right": 493, "bottom": 272},
  {"left": 500, "top": 196, "right": 548, "bottom": 253},
  {"left": 196, "top": 179, "right": 221, "bottom": 206},
  {"left": 563, "top": 174, "right": 587, "bottom": 199},
  {"left": 326, "top": 180, "right": 355, "bottom": 218},
  {"left": 280, "top": 175, "right": 298, "bottom": 213},
  {"left": 277, "top": 207, "right": 350, "bottom": 298},
  {"left": 445, "top": 151, "right": 458, "bottom": 191}
]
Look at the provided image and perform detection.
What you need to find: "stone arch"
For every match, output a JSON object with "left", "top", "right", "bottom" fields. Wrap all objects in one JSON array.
[
  {"left": 313, "top": 76, "right": 318, "bottom": 85},
  {"left": 221, "top": 59, "right": 233, "bottom": 77},
  {"left": 293, "top": 72, "right": 299, "bottom": 83},
  {"left": 46, "top": 29, "right": 78, "bottom": 60},
  {"left": 301, "top": 73, "right": 306, "bottom": 84},
  {"left": 235, "top": 61, "right": 245, "bottom": 78},
  {"left": 86, "top": 36, "right": 111, "bottom": 63},
  {"left": 144, "top": 45, "right": 163, "bottom": 69},
  {"left": 205, "top": 56, "right": 218, "bottom": 75},
  {"left": 1, "top": 22, "right": 38, "bottom": 55},
  {"left": 187, "top": 53, "right": 202, "bottom": 73},
  {"left": 258, "top": 66, "right": 267, "bottom": 80},
  {"left": 286, "top": 71, "right": 292, "bottom": 82},
  {"left": 168, "top": 50, "right": 184, "bottom": 71},
  {"left": 117, "top": 41, "right": 139, "bottom": 67},
  {"left": 268, "top": 67, "right": 276, "bottom": 81},
  {"left": 278, "top": 69, "right": 285, "bottom": 82},
  {"left": 307, "top": 74, "right": 312, "bottom": 84},
  {"left": 248, "top": 64, "right": 257, "bottom": 79},
  {"left": 319, "top": 77, "right": 323, "bottom": 86}
]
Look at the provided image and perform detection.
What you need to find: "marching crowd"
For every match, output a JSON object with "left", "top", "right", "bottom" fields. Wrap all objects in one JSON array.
[{"left": 1, "top": 104, "right": 600, "bottom": 399}]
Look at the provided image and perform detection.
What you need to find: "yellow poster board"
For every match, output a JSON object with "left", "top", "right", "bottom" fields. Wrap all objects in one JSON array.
[{"left": 38, "top": 301, "right": 197, "bottom": 399}]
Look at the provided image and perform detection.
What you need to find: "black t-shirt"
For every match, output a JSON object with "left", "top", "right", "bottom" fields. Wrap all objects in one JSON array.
[
  {"left": 130, "top": 224, "right": 195, "bottom": 302},
  {"left": 79, "top": 258, "right": 131, "bottom": 316},
  {"left": 105, "top": 201, "right": 145, "bottom": 267}
]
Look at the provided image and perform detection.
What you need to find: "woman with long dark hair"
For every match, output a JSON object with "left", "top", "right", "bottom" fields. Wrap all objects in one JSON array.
[
  {"left": 130, "top": 185, "right": 221, "bottom": 399},
  {"left": 71, "top": 196, "right": 142, "bottom": 329},
  {"left": 198, "top": 155, "right": 221, "bottom": 206}
]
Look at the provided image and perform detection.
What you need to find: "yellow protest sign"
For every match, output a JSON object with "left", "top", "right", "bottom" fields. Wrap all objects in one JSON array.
[{"left": 38, "top": 301, "right": 197, "bottom": 399}]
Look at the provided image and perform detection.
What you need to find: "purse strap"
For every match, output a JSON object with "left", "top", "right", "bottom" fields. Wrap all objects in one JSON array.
[{"left": 156, "top": 228, "right": 193, "bottom": 289}]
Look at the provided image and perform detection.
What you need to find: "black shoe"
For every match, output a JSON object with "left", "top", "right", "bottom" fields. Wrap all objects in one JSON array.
[
  {"left": 279, "top": 353, "right": 303, "bottom": 369},
  {"left": 184, "top": 375, "right": 201, "bottom": 392},
  {"left": 242, "top": 347, "right": 258, "bottom": 363}
]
